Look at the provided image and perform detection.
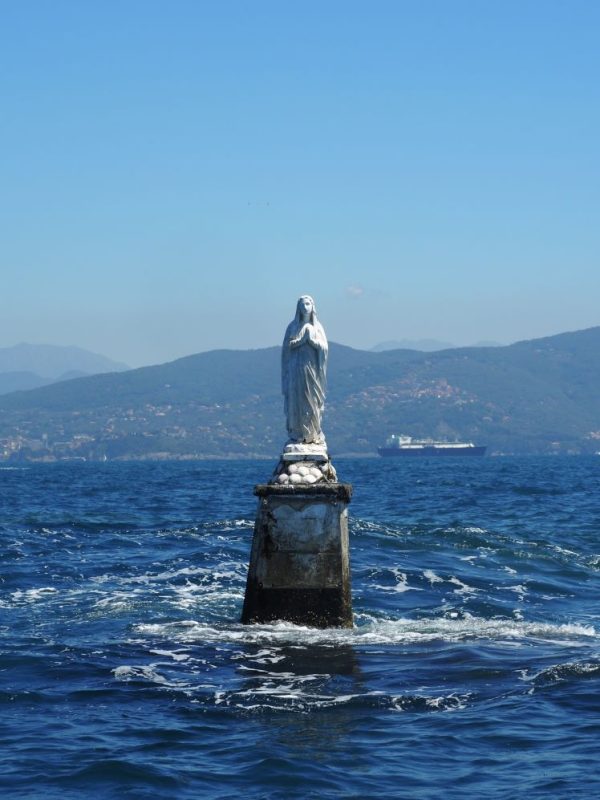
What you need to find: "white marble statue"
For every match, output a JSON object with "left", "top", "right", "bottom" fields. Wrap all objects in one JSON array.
[{"left": 282, "top": 295, "right": 328, "bottom": 446}]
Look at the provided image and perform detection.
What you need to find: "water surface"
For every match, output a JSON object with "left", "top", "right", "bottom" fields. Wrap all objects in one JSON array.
[{"left": 1, "top": 457, "right": 599, "bottom": 798}]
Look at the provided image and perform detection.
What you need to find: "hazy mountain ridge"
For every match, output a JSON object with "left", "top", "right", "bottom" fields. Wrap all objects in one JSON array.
[
  {"left": 370, "top": 338, "right": 504, "bottom": 352},
  {"left": 0, "top": 328, "right": 598, "bottom": 460},
  {"left": 0, "top": 344, "right": 129, "bottom": 391},
  {"left": 371, "top": 338, "right": 456, "bottom": 352},
  {"left": 0, "top": 372, "right": 55, "bottom": 395},
  {"left": 0, "top": 369, "right": 100, "bottom": 396}
]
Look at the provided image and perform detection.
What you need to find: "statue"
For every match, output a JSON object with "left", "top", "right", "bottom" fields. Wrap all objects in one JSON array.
[
  {"left": 242, "top": 294, "right": 352, "bottom": 628},
  {"left": 282, "top": 295, "right": 328, "bottom": 447}
]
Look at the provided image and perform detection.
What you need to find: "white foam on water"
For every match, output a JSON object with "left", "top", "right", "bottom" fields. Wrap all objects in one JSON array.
[
  {"left": 423, "top": 692, "right": 471, "bottom": 710},
  {"left": 553, "top": 545, "right": 578, "bottom": 557},
  {"left": 246, "top": 648, "right": 286, "bottom": 665},
  {"left": 113, "top": 664, "right": 170, "bottom": 683},
  {"left": 211, "top": 674, "right": 475, "bottom": 714},
  {"left": 214, "top": 519, "right": 254, "bottom": 531},
  {"left": 89, "top": 578, "right": 244, "bottom": 613},
  {"left": 170, "top": 582, "right": 244, "bottom": 610},
  {"left": 91, "top": 562, "right": 245, "bottom": 588},
  {"left": 449, "top": 576, "right": 478, "bottom": 595},
  {"left": 154, "top": 520, "right": 254, "bottom": 537},
  {"left": 170, "top": 584, "right": 199, "bottom": 610},
  {"left": 520, "top": 659, "right": 600, "bottom": 684},
  {"left": 94, "top": 589, "right": 144, "bottom": 611},
  {"left": 149, "top": 649, "right": 190, "bottom": 662},
  {"left": 373, "top": 569, "right": 421, "bottom": 594},
  {"left": 90, "top": 573, "right": 114, "bottom": 585},
  {"left": 507, "top": 584, "right": 528, "bottom": 601},
  {"left": 9, "top": 587, "right": 59, "bottom": 604},
  {"left": 87, "top": 561, "right": 246, "bottom": 614},
  {"left": 148, "top": 565, "right": 242, "bottom": 585},
  {"left": 134, "top": 614, "right": 597, "bottom": 648},
  {"left": 112, "top": 663, "right": 195, "bottom": 692},
  {"left": 391, "top": 691, "right": 473, "bottom": 713},
  {"left": 212, "top": 680, "right": 370, "bottom": 712},
  {"left": 423, "top": 569, "right": 444, "bottom": 585}
]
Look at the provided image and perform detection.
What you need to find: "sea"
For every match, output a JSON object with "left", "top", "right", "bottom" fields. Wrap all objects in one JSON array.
[{"left": 1, "top": 456, "right": 599, "bottom": 799}]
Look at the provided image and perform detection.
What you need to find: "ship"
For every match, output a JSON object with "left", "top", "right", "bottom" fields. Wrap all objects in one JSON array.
[{"left": 378, "top": 434, "right": 486, "bottom": 457}]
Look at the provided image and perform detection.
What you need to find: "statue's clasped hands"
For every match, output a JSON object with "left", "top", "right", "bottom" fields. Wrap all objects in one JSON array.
[{"left": 289, "top": 323, "right": 314, "bottom": 348}]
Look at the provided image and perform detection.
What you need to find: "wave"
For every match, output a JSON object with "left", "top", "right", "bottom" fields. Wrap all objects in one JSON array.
[
  {"left": 135, "top": 614, "right": 597, "bottom": 648},
  {"left": 112, "top": 657, "right": 476, "bottom": 715},
  {"left": 522, "top": 659, "right": 600, "bottom": 687},
  {"left": 212, "top": 687, "right": 475, "bottom": 714}
]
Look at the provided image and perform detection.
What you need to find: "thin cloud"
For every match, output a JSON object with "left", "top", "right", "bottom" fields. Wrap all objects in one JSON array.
[{"left": 346, "top": 285, "right": 364, "bottom": 298}]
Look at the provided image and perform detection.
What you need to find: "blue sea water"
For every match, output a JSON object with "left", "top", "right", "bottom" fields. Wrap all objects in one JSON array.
[{"left": 1, "top": 456, "right": 599, "bottom": 799}]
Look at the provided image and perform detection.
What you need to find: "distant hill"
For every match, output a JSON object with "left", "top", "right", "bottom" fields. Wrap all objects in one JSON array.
[
  {"left": 0, "top": 344, "right": 129, "bottom": 395},
  {"left": 0, "top": 327, "right": 598, "bottom": 460},
  {"left": 0, "top": 371, "right": 54, "bottom": 395},
  {"left": 371, "top": 338, "right": 504, "bottom": 351},
  {"left": 0, "top": 343, "right": 128, "bottom": 379}
]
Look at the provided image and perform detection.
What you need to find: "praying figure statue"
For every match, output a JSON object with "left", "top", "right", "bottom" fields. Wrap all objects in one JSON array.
[{"left": 281, "top": 295, "right": 328, "bottom": 446}]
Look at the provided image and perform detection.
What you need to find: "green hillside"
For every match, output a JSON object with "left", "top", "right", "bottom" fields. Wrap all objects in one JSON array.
[{"left": 1, "top": 328, "right": 598, "bottom": 460}]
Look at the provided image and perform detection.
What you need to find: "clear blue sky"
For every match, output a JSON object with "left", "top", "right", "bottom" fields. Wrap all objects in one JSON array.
[{"left": 1, "top": 1, "right": 599, "bottom": 366}]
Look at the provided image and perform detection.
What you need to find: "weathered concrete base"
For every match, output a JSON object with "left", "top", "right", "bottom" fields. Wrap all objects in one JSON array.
[{"left": 241, "top": 483, "right": 353, "bottom": 628}]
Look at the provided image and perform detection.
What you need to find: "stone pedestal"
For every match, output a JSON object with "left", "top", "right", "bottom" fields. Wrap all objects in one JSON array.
[{"left": 241, "top": 483, "right": 353, "bottom": 628}]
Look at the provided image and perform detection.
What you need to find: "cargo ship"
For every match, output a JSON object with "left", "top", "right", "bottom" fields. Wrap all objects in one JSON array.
[{"left": 378, "top": 435, "right": 486, "bottom": 457}]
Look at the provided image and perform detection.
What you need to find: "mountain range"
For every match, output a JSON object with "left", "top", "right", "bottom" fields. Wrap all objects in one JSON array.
[
  {"left": 0, "top": 327, "right": 598, "bottom": 460},
  {"left": 0, "top": 344, "right": 129, "bottom": 395}
]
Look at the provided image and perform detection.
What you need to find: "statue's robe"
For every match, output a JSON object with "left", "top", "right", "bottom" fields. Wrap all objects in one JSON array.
[{"left": 282, "top": 319, "right": 327, "bottom": 444}]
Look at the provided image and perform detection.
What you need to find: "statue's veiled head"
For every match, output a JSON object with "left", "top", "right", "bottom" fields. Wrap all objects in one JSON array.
[{"left": 295, "top": 295, "right": 316, "bottom": 324}]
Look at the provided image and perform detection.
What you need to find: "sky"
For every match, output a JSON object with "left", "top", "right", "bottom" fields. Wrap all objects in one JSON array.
[{"left": 1, "top": 1, "right": 599, "bottom": 367}]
